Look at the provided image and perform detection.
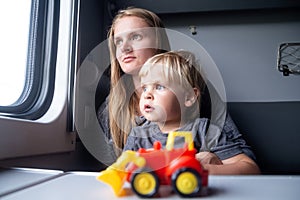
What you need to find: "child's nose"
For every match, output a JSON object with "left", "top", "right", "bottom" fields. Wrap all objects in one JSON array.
[{"left": 144, "top": 90, "right": 154, "bottom": 100}]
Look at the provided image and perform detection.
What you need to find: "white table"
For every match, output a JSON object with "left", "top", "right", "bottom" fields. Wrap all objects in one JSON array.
[
  {"left": 0, "top": 168, "right": 63, "bottom": 197},
  {"left": 1, "top": 170, "right": 300, "bottom": 200}
]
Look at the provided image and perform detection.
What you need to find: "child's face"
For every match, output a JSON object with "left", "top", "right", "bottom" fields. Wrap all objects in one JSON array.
[{"left": 139, "top": 66, "right": 186, "bottom": 124}]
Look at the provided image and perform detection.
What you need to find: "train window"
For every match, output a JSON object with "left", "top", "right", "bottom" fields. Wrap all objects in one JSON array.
[
  {"left": 0, "top": 0, "right": 58, "bottom": 119},
  {"left": 0, "top": 0, "right": 30, "bottom": 106},
  {"left": 0, "top": 0, "right": 77, "bottom": 160}
]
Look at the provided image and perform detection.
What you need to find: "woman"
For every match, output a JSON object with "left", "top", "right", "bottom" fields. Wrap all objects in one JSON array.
[
  {"left": 97, "top": 7, "right": 170, "bottom": 155},
  {"left": 97, "top": 7, "right": 260, "bottom": 174}
]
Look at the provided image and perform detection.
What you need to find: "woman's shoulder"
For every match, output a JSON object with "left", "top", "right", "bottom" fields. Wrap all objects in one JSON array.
[
  {"left": 97, "top": 96, "right": 109, "bottom": 117},
  {"left": 190, "top": 117, "right": 209, "bottom": 126}
]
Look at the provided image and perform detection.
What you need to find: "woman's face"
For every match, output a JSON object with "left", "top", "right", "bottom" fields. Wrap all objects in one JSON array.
[{"left": 113, "top": 16, "right": 157, "bottom": 76}]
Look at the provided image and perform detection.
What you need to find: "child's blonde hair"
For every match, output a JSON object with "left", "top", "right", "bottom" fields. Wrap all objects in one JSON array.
[{"left": 139, "top": 50, "right": 206, "bottom": 121}]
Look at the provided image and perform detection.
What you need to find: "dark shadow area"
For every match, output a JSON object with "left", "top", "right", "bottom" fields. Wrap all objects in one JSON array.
[
  {"left": 228, "top": 101, "right": 300, "bottom": 175},
  {"left": 0, "top": 139, "right": 106, "bottom": 172}
]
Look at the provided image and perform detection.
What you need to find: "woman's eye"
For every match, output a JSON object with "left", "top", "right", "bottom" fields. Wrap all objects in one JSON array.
[
  {"left": 114, "top": 39, "right": 122, "bottom": 46},
  {"left": 131, "top": 34, "right": 142, "bottom": 41}
]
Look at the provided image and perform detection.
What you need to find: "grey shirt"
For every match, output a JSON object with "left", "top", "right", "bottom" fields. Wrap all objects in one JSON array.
[
  {"left": 98, "top": 97, "right": 256, "bottom": 161},
  {"left": 124, "top": 117, "right": 256, "bottom": 161},
  {"left": 124, "top": 118, "right": 209, "bottom": 152}
]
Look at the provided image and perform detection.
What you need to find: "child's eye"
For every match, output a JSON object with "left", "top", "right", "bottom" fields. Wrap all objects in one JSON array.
[
  {"left": 156, "top": 84, "right": 166, "bottom": 91},
  {"left": 142, "top": 85, "right": 148, "bottom": 92}
]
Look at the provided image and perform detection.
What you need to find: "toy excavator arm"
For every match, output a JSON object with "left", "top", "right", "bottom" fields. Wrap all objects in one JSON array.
[{"left": 97, "top": 150, "right": 146, "bottom": 196}]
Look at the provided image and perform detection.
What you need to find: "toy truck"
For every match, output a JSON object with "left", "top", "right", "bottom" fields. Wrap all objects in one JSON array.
[{"left": 97, "top": 131, "right": 208, "bottom": 198}]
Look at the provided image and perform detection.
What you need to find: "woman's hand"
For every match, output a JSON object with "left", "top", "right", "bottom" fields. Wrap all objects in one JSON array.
[
  {"left": 196, "top": 152, "right": 261, "bottom": 175},
  {"left": 196, "top": 151, "right": 223, "bottom": 165}
]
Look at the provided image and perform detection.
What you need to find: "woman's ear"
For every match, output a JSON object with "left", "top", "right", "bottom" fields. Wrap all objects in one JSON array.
[{"left": 185, "top": 88, "right": 200, "bottom": 107}]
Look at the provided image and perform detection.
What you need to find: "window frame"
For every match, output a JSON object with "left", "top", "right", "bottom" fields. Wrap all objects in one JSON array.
[{"left": 0, "top": 0, "right": 78, "bottom": 160}]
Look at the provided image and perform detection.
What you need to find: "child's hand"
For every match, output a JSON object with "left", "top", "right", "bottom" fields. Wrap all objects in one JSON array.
[{"left": 196, "top": 151, "right": 223, "bottom": 165}]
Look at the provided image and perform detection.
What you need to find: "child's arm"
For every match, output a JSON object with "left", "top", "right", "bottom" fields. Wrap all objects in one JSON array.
[{"left": 197, "top": 152, "right": 260, "bottom": 175}]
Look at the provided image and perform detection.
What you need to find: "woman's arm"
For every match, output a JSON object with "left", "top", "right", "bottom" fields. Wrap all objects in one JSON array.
[{"left": 197, "top": 151, "right": 260, "bottom": 175}]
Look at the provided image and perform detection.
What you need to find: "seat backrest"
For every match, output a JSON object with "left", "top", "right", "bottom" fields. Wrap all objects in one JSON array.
[{"left": 228, "top": 102, "right": 300, "bottom": 175}]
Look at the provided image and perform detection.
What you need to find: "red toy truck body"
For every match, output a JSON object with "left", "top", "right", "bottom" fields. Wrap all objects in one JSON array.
[{"left": 97, "top": 131, "right": 208, "bottom": 198}]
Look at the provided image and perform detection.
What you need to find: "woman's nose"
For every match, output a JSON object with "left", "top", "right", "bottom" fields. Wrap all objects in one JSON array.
[{"left": 121, "top": 40, "right": 132, "bottom": 53}]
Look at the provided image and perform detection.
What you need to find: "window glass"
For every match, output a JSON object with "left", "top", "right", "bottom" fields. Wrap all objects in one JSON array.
[{"left": 0, "top": 0, "right": 31, "bottom": 106}]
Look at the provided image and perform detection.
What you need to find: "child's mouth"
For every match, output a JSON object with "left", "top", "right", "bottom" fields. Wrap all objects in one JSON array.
[{"left": 144, "top": 104, "right": 154, "bottom": 112}]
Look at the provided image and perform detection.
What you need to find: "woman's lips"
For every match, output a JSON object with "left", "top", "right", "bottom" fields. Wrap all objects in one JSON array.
[{"left": 123, "top": 56, "right": 135, "bottom": 63}]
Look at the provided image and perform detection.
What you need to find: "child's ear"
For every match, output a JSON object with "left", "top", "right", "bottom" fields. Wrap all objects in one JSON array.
[{"left": 185, "top": 88, "right": 199, "bottom": 107}]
